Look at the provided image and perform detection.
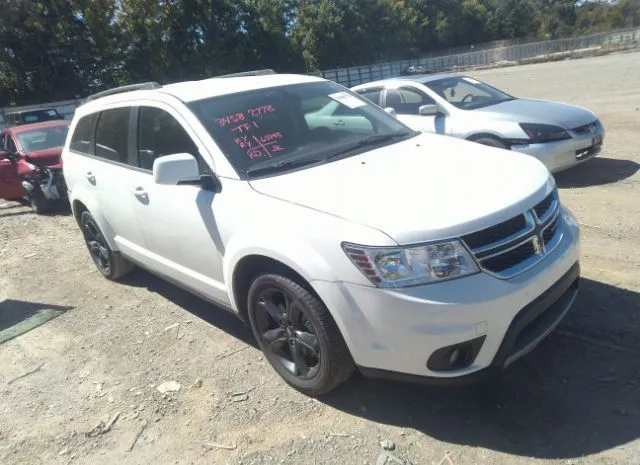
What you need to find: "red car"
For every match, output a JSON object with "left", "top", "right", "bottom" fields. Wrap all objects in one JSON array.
[{"left": 0, "top": 120, "right": 70, "bottom": 213}]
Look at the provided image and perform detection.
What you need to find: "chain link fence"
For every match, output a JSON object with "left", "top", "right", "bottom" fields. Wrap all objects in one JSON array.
[
  {"left": 2, "top": 27, "right": 639, "bottom": 128},
  {"left": 309, "top": 27, "right": 640, "bottom": 87}
]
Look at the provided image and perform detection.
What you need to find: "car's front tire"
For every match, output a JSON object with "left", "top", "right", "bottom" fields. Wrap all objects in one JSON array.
[
  {"left": 247, "top": 273, "right": 355, "bottom": 396},
  {"left": 79, "top": 210, "right": 135, "bottom": 280}
]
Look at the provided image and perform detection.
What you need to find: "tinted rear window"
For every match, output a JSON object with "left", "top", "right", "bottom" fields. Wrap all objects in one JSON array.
[
  {"left": 95, "top": 108, "right": 131, "bottom": 163},
  {"left": 70, "top": 114, "right": 97, "bottom": 154}
]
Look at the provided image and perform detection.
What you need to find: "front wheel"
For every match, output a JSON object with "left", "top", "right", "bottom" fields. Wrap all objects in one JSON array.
[
  {"left": 79, "top": 210, "right": 135, "bottom": 280},
  {"left": 247, "top": 274, "right": 355, "bottom": 396}
]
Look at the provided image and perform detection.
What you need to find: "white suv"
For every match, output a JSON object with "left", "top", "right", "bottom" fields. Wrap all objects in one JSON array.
[{"left": 62, "top": 70, "right": 581, "bottom": 395}]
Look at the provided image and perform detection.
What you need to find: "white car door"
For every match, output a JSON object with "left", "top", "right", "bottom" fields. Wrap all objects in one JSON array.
[
  {"left": 383, "top": 86, "right": 442, "bottom": 134},
  {"left": 125, "top": 104, "right": 228, "bottom": 306},
  {"left": 68, "top": 108, "right": 147, "bottom": 254}
]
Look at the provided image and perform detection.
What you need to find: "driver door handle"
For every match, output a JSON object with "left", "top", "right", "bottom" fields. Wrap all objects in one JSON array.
[
  {"left": 131, "top": 186, "right": 147, "bottom": 198},
  {"left": 334, "top": 119, "right": 346, "bottom": 126},
  {"left": 85, "top": 171, "right": 96, "bottom": 184}
]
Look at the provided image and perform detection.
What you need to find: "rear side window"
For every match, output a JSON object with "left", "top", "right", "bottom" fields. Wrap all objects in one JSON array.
[
  {"left": 70, "top": 114, "right": 97, "bottom": 154},
  {"left": 137, "top": 107, "right": 199, "bottom": 171},
  {"left": 356, "top": 88, "right": 382, "bottom": 106},
  {"left": 95, "top": 108, "right": 131, "bottom": 163}
]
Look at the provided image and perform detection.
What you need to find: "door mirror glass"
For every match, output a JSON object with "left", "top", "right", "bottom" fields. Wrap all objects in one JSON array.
[
  {"left": 419, "top": 104, "right": 439, "bottom": 116},
  {"left": 153, "top": 153, "right": 201, "bottom": 185},
  {"left": 384, "top": 107, "right": 397, "bottom": 118}
]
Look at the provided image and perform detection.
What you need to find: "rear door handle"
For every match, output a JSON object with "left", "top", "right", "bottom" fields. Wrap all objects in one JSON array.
[{"left": 85, "top": 171, "right": 96, "bottom": 184}]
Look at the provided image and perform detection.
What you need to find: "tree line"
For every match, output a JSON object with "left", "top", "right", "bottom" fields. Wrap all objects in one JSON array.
[{"left": 1, "top": 0, "right": 639, "bottom": 106}]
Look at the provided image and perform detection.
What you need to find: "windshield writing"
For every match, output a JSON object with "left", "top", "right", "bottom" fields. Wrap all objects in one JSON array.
[
  {"left": 189, "top": 81, "right": 413, "bottom": 177},
  {"left": 215, "top": 105, "right": 287, "bottom": 160}
]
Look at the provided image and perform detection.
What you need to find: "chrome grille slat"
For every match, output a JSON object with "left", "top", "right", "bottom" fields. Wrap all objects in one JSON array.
[
  {"left": 471, "top": 214, "right": 535, "bottom": 256},
  {"left": 461, "top": 187, "right": 563, "bottom": 279}
]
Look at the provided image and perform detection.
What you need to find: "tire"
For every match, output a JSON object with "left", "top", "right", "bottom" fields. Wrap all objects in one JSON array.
[
  {"left": 79, "top": 210, "right": 135, "bottom": 280},
  {"left": 28, "top": 187, "right": 50, "bottom": 214},
  {"left": 472, "top": 137, "right": 509, "bottom": 150},
  {"left": 247, "top": 274, "right": 355, "bottom": 396}
]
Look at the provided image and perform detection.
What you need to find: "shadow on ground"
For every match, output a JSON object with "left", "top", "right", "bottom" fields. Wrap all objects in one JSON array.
[
  {"left": 322, "top": 277, "right": 640, "bottom": 459},
  {"left": 117, "top": 268, "right": 640, "bottom": 460},
  {"left": 555, "top": 157, "right": 639, "bottom": 188},
  {"left": 0, "top": 299, "right": 73, "bottom": 344},
  {"left": 121, "top": 269, "right": 256, "bottom": 348},
  {"left": 0, "top": 200, "right": 72, "bottom": 218}
]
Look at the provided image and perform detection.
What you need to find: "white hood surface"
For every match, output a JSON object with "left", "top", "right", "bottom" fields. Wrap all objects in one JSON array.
[{"left": 250, "top": 133, "right": 552, "bottom": 245}]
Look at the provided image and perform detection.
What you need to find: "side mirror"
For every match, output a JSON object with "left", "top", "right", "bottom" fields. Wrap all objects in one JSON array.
[
  {"left": 384, "top": 107, "right": 397, "bottom": 118},
  {"left": 419, "top": 104, "right": 439, "bottom": 116},
  {"left": 153, "top": 153, "right": 201, "bottom": 185},
  {"left": 0, "top": 149, "right": 17, "bottom": 161}
]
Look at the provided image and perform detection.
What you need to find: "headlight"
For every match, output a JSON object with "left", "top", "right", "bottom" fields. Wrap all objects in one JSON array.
[
  {"left": 519, "top": 123, "right": 571, "bottom": 142},
  {"left": 342, "top": 241, "right": 479, "bottom": 288}
]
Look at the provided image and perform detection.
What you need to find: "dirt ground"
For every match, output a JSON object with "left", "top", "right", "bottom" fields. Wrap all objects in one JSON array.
[{"left": 1, "top": 52, "right": 639, "bottom": 465}]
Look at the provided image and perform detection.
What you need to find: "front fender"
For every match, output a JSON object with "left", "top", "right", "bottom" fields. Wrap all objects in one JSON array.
[
  {"left": 223, "top": 235, "right": 339, "bottom": 312},
  {"left": 69, "top": 187, "right": 119, "bottom": 251}
]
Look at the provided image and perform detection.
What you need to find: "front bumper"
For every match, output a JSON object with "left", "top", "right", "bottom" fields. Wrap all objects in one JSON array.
[
  {"left": 312, "top": 206, "right": 581, "bottom": 382},
  {"left": 510, "top": 126, "right": 605, "bottom": 173}
]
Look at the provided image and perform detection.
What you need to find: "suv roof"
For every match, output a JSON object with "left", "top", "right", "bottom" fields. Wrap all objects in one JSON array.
[{"left": 79, "top": 70, "right": 326, "bottom": 112}]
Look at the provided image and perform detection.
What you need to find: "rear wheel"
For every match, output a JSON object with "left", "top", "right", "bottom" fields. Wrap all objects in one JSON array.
[
  {"left": 79, "top": 210, "right": 135, "bottom": 280},
  {"left": 247, "top": 274, "right": 355, "bottom": 396},
  {"left": 472, "top": 137, "right": 509, "bottom": 150}
]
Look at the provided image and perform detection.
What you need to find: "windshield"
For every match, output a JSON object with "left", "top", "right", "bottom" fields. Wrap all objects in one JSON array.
[
  {"left": 188, "top": 81, "right": 416, "bottom": 177},
  {"left": 424, "top": 76, "right": 514, "bottom": 110},
  {"left": 16, "top": 125, "right": 69, "bottom": 152}
]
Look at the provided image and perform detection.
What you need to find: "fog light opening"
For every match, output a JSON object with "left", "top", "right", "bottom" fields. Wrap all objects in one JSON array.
[{"left": 427, "top": 336, "right": 486, "bottom": 372}]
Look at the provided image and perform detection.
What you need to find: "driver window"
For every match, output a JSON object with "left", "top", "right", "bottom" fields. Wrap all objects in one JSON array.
[
  {"left": 137, "top": 107, "right": 206, "bottom": 173},
  {"left": 386, "top": 88, "right": 436, "bottom": 115},
  {"left": 444, "top": 81, "right": 491, "bottom": 105}
]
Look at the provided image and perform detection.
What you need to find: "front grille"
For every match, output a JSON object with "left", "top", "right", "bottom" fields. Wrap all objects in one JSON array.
[
  {"left": 483, "top": 241, "right": 536, "bottom": 273},
  {"left": 572, "top": 120, "right": 597, "bottom": 135},
  {"left": 462, "top": 215, "right": 526, "bottom": 250},
  {"left": 534, "top": 191, "right": 554, "bottom": 219},
  {"left": 461, "top": 187, "right": 562, "bottom": 278},
  {"left": 542, "top": 216, "right": 559, "bottom": 245}
]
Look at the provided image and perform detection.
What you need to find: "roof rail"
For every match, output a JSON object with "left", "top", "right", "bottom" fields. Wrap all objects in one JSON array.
[
  {"left": 215, "top": 69, "right": 276, "bottom": 79},
  {"left": 85, "top": 82, "right": 162, "bottom": 102}
]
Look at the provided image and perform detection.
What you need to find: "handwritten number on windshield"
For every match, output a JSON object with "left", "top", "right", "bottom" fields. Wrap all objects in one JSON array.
[{"left": 216, "top": 105, "right": 285, "bottom": 160}]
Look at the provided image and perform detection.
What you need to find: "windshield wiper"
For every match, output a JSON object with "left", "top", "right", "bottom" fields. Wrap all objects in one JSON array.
[
  {"left": 246, "top": 157, "right": 323, "bottom": 177},
  {"left": 324, "top": 132, "right": 416, "bottom": 162}
]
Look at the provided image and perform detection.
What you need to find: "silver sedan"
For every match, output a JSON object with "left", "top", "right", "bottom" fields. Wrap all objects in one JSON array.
[{"left": 351, "top": 74, "right": 605, "bottom": 173}]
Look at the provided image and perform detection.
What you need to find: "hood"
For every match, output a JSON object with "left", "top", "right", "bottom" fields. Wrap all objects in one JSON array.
[
  {"left": 249, "top": 133, "right": 553, "bottom": 245},
  {"left": 473, "top": 98, "right": 597, "bottom": 129},
  {"left": 23, "top": 148, "right": 62, "bottom": 168}
]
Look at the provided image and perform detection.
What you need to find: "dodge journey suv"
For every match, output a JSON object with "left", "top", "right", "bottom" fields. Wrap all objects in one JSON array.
[{"left": 62, "top": 70, "right": 581, "bottom": 395}]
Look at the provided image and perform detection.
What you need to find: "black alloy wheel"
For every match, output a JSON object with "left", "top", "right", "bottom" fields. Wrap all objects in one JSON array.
[
  {"left": 81, "top": 212, "right": 111, "bottom": 275},
  {"left": 247, "top": 274, "right": 355, "bottom": 396},
  {"left": 78, "top": 210, "right": 135, "bottom": 280},
  {"left": 255, "top": 286, "right": 321, "bottom": 380}
]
